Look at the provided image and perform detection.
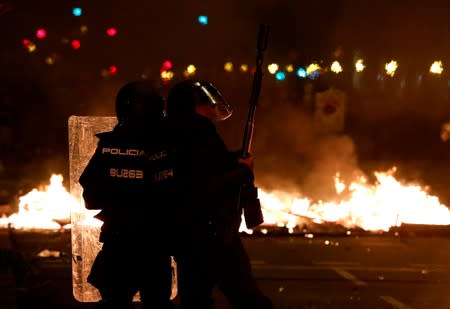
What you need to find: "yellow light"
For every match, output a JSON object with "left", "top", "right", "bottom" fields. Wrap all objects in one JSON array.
[
  {"left": 355, "top": 59, "right": 365, "bottom": 72},
  {"left": 160, "top": 70, "right": 174, "bottom": 81},
  {"left": 268, "top": 63, "right": 278, "bottom": 74},
  {"left": 240, "top": 64, "right": 248, "bottom": 73},
  {"left": 306, "top": 63, "right": 321, "bottom": 75},
  {"left": 45, "top": 56, "right": 54, "bottom": 65},
  {"left": 385, "top": 60, "right": 398, "bottom": 77},
  {"left": 286, "top": 64, "right": 294, "bottom": 72},
  {"left": 330, "top": 61, "right": 343, "bottom": 74},
  {"left": 80, "top": 25, "right": 88, "bottom": 34},
  {"left": 430, "top": 61, "right": 443, "bottom": 74},
  {"left": 224, "top": 62, "right": 233, "bottom": 72},
  {"left": 186, "top": 64, "right": 196, "bottom": 74},
  {"left": 27, "top": 43, "right": 36, "bottom": 53}
]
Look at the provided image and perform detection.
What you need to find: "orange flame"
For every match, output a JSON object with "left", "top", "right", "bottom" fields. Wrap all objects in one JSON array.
[{"left": 2, "top": 169, "right": 450, "bottom": 232}]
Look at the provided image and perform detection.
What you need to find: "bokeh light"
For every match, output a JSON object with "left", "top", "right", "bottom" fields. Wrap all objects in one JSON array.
[
  {"left": 36, "top": 28, "right": 47, "bottom": 39},
  {"left": 21, "top": 39, "right": 36, "bottom": 52},
  {"left": 106, "top": 27, "right": 118, "bottom": 37},
  {"left": 296, "top": 67, "right": 307, "bottom": 78},
  {"left": 71, "top": 40, "right": 81, "bottom": 50},
  {"left": 72, "top": 7, "right": 83, "bottom": 17},
  {"left": 224, "top": 62, "right": 233, "bottom": 72},
  {"left": 198, "top": 15, "right": 208, "bottom": 25},
  {"left": 355, "top": 59, "right": 365, "bottom": 72},
  {"left": 430, "top": 61, "right": 443, "bottom": 75},
  {"left": 331, "top": 61, "right": 343, "bottom": 74},
  {"left": 268, "top": 63, "right": 278, "bottom": 74},
  {"left": 385, "top": 60, "right": 398, "bottom": 77},
  {"left": 161, "top": 60, "right": 173, "bottom": 72},
  {"left": 275, "top": 71, "right": 286, "bottom": 81},
  {"left": 108, "top": 65, "right": 118, "bottom": 75}
]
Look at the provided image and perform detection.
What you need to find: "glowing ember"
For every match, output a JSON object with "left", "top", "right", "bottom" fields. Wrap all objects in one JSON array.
[{"left": 1, "top": 168, "right": 450, "bottom": 233}]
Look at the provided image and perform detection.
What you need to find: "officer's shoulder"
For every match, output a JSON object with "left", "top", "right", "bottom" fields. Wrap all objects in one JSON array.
[{"left": 95, "top": 130, "right": 115, "bottom": 140}]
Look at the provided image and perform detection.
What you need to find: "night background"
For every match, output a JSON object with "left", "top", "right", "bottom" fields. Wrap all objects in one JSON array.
[{"left": 0, "top": 0, "right": 450, "bottom": 205}]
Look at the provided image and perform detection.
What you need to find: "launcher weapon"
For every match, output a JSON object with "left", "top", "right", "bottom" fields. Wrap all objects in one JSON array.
[{"left": 238, "top": 24, "right": 270, "bottom": 229}]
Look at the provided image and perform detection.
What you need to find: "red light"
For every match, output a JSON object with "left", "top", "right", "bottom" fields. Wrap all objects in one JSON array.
[
  {"left": 161, "top": 60, "right": 173, "bottom": 72},
  {"left": 106, "top": 27, "right": 117, "bottom": 37},
  {"left": 36, "top": 28, "right": 47, "bottom": 39},
  {"left": 108, "top": 65, "right": 118, "bottom": 74},
  {"left": 21, "top": 39, "right": 32, "bottom": 48},
  {"left": 71, "top": 40, "right": 81, "bottom": 49}
]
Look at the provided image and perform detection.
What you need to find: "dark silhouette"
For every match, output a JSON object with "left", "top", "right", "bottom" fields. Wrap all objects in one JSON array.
[
  {"left": 79, "top": 80, "right": 175, "bottom": 309},
  {"left": 166, "top": 79, "right": 273, "bottom": 309}
]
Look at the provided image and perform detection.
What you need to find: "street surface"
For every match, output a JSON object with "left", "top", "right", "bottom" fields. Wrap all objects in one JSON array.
[{"left": 1, "top": 229, "right": 450, "bottom": 308}]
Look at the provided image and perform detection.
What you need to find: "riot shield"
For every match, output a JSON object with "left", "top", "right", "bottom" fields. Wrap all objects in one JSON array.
[{"left": 68, "top": 115, "right": 177, "bottom": 302}]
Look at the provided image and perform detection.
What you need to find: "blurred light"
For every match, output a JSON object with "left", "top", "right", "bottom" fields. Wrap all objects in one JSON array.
[
  {"left": 330, "top": 61, "right": 343, "bottom": 74},
  {"left": 161, "top": 70, "right": 174, "bottom": 84},
  {"left": 36, "top": 28, "right": 47, "bottom": 39},
  {"left": 286, "top": 64, "right": 294, "bottom": 72},
  {"left": 275, "top": 71, "right": 286, "bottom": 81},
  {"left": 45, "top": 56, "right": 55, "bottom": 65},
  {"left": 80, "top": 25, "right": 88, "bottom": 34},
  {"left": 417, "top": 74, "right": 423, "bottom": 85},
  {"left": 198, "top": 15, "right": 208, "bottom": 25},
  {"left": 108, "top": 65, "right": 118, "bottom": 74},
  {"left": 430, "top": 60, "right": 443, "bottom": 74},
  {"left": 21, "top": 39, "right": 32, "bottom": 48},
  {"left": 186, "top": 64, "right": 197, "bottom": 75},
  {"left": 72, "top": 7, "right": 83, "bottom": 17},
  {"left": 161, "top": 60, "right": 173, "bottom": 72},
  {"left": 296, "top": 67, "right": 307, "bottom": 78},
  {"left": 441, "top": 122, "right": 450, "bottom": 142},
  {"left": 355, "top": 59, "right": 365, "bottom": 72},
  {"left": 239, "top": 64, "right": 248, "bottom": 73},
  {"left": 306, "top": 63, "right": 321, "bottom": 76},
  {"left": 385, "top": 60, "right": 398, "bottom": 77},
  {"left": 267, "top": 63, "right": 278, "bottom": 74},
  {"left": 71, "top": 40, "right": 81, "bottom": 49},
  {"left": 106, "top": 27, "right": 117, "bottom": 37},
  {"left": 309, "top": 70, "right": 320, "bottom": 80},
  {"left": 400, "top": 78, "right": 406, "bottom": 88},
  {"left": 224, "top": 62, "right": 233, "bottom": 72},
  {"left": 21, "top": 39, "right": 36, "bottom": 52}
]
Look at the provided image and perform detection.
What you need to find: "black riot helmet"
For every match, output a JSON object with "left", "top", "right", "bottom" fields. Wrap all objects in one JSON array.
[
  {"left": 115, "top": 80, "right": 165, "bottom": 125},
  {"left": 166, "top": 79, "right": 233, "bottom": 121}
]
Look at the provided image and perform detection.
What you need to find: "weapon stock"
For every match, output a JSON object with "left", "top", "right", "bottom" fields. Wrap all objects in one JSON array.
[{"left": 238, "top": 24, "right": 270, "bottom": 229}]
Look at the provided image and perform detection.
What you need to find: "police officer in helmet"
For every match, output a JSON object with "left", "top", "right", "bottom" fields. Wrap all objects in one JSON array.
[
  {"left": 166, "top": 79, "right": 273, "bottom": 309},
  {"left": 79, "top": 80, "right": 175, "bottom": 309}
]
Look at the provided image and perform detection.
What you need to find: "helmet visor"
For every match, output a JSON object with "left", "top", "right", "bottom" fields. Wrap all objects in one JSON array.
[{"left": 194, "top": 81, "right": 233, "bottom": 121}]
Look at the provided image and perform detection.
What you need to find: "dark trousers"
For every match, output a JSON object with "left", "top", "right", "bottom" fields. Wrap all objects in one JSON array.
[
  {"left": 175, "top": 231, "right": 273, "bottom": 309},
  {"left": 88, "top": 234, "right": 174, "bottom": 309}
]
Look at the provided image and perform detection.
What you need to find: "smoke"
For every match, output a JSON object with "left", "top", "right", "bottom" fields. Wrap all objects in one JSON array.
[{"left": 246, "top": 91, "right": 363, "bottom": 201}]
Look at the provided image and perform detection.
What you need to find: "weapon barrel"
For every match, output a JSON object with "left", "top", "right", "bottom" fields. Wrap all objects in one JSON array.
[{"left": 241, "top": 24, "right": 270, "bottom": 157}]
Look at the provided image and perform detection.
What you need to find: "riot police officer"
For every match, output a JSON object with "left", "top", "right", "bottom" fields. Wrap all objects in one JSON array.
[
  {"left": 79, "top": 80, "right": 175, "bottom": 309},
  {"left": 166, "top": 79, "right": 273, "bottom": 309}
]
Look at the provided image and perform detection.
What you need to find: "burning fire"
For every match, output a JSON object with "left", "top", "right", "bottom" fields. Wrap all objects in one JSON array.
[
  {"left": 0, "top": 174, "right": 79, "bottom": 229},
  {"left": 1, "top": 168, "right": 450, "bottom": 232}
]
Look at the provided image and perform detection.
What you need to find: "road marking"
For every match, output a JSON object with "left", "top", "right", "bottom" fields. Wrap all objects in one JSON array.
[
  {"left": 409, "top": 263, "right": 449, "bottom": 270},
  {"left": 330, "top": 267, "right": 368, "bottom": 287},
  {"left": 252, "top": 264, "right": 444, "bottom": 273},
  {"left": 313, "top": 261, "right": 360, "bottom": 266},
  {"left": 380, "top": 296, "right": 414, "bottom": 309}
]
